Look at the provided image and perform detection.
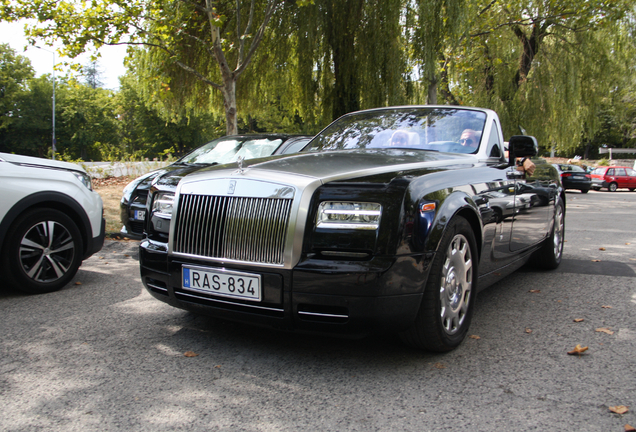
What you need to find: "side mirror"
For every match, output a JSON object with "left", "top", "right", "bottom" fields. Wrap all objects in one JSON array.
[{"left": 508, "top": 135, "right": 538, "bottom": 165}]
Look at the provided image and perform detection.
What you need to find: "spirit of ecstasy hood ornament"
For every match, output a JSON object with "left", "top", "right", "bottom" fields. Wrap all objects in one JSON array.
[{"left": 235, "top": 156, "right": 246, "bottom": 174}]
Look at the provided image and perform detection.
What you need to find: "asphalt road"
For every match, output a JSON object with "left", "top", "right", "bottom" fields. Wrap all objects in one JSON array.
[{"left": 1, "top": 190, "right": 635, "bottom": 431}]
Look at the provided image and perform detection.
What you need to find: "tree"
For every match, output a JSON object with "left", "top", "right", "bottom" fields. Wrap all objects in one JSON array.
[
  {"left": 290, "top": 0, "right": 409, "bottom": 123},
  {"left": 0, "top": 0, "right": 279, "bottom": 135},
  {"left": 0, "top": 44, "right": 35, "bottom": 133},
  {"left": 82, "top": 60, "right": 104, "bottom": 89},
  {"left": 408, "top": 0, "right": 470, "bottom": 105},
  {"left": 443, "top": 0, "right": 635, "bottom": 153},
  {"left": 0, "top": 75, "right": 54, "bottom": 157},
  {"left": 115, "top": 74, "right": 222, "bottom": 159}
]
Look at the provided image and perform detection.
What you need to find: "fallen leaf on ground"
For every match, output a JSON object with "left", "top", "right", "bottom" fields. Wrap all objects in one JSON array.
[
  {"left": 215, "top": 365, "right": 222, "bottom": 368},
  {"left": 574, "top": 318, "right": 584, "bottom": 322},
  {"left": 567, "top": 344, "right": 588, "bottom": 355},
  {"left": 529, "top": 289, "right": 541, "bottom": 293},
  {"left": 124, "top": 254, "right": 130, "bottom": 257},
  {"left": 596, "top": 327, "right": 614, "bottom": 335},
  {"left": 599, "top": 247, "right": 606, "bottom": 251},
  {"left": 626, "top": 243, "right": 631, "bottom": 245},
  {"left": 624, "top": 424, "right": 635, "bottom": 431},
  {"left": 609, "top": 405, "right": 629, "bottom": 414},
  {"left": 468, "top": 335, "right": 480, "bottom": 339},
  {"left": 525, "top": 328, "right": 532, "bottom": 334},
  {"left": 74, "top": 281, "right": 82, "bottom": 285},
  {"left": 184, "top": 351, "right": 199, "bottom": 357},
  {"left": 434, "top": 363, "right": 446, "bottom": 369},
  {"left": 602, "top": 305, "right": 613, "bottom": 309}
]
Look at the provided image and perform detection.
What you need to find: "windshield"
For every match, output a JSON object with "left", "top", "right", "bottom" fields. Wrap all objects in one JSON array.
[
  {"left": 303, "top": 108, "right": 487, "bottom": 155},
  {"left": 559, "top": 165, "right": 585, "bottom": 172},
  {"left": 179, "top": 137, "right": 284, "bottom": 165}
]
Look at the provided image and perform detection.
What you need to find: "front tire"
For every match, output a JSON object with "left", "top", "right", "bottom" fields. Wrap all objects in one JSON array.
[
  {"left": 4, "top": 209, "right": 83, "bottom": 294},
  {"left": 608, "top": 182, "right": 618, "bottom": 192},
  {"left": 400, "top": 216, "right": 477, "bottom": 352}
]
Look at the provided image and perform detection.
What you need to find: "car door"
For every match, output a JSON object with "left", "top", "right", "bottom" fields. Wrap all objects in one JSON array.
[
  {"left": 508, "top": 161, "right": 556, "bottom": 252},
  {"left": 626, "top": 168, "right": 636, "bottom": 189},
  {"left": 613, "top": 168, "right": 627, "bottom": 188}
]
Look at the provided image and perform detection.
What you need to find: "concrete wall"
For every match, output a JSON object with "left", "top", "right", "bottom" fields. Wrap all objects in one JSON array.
[
  {"left": 80, "top": 161, "right": 171, "bottom": 178},
  {"left": 609, "top": 159, "right": 636, "bottom": 168}
]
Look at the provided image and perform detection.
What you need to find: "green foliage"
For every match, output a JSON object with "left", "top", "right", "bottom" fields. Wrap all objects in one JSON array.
[
  {"left": 0, "top": 44, "right": 35, "bottom": 132},
  {"left": 1, "top": 0, "right": 280, "bottom": 135},
  {"left": 443, "top": 0, "right": 636, "bottom": 155},
  {"left": 114, "top": 74, "right": 224, "bottom": 159},
  {"left": 0, "top": 47, "right": 224, "bottom": 160},
  {"left": 1, "top": 0, "right": 635, "bottom": 159}
]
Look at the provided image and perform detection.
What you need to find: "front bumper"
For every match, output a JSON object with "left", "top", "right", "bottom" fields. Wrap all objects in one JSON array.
[
  {"left": 85, "top": 217, "right": 106, "bottom": 259},
  {"left": 591, "top": 179, "right": 607, "bottom": 189},
  {"left": 139, "top": 239, "right": 432, "bottom": 336}
]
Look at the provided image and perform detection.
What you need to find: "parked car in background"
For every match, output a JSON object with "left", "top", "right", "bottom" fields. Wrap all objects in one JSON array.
[
  {"left": 120, "top": 134, "right": 312, "bottom": 239},
  {"left": 0, "top": 153, "right": 105, "bottom": 294},
  {"left": 590, "top": 166, "right": 636, "bottom": 192},
  {"left": 552, "top": 163, "right": 591, "bottom": 193},
  {"left": 139, "top": 105, "right": 564, "bottom": 352}
]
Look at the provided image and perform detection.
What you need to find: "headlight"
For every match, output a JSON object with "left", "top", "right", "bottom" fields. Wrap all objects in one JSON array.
[
  {"left": 72, "top": 171, "right": 93, "bottom": 190},
  {"left": 152, "top": 192, "right": 175, "bottom": 218},
  {"left": 316, "top": 202, "right": 382, "bottom": 230}
]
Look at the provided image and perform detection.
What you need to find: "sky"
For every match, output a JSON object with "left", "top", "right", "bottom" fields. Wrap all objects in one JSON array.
[{"left": 0, "top": 20, "right": 128, "bottom": 90}]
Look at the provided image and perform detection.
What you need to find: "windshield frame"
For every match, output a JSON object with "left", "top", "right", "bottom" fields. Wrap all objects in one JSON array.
[{"left": 302, "top": 106, "right": 490, "bottom": 156}]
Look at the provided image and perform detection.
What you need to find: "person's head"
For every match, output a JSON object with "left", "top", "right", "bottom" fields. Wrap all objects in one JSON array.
[
  {"left": 460, "top": 129, "right": 479, "bottom": 148},
  {"left": 390, "top": 130, "right": 409, "bottom": 147}
]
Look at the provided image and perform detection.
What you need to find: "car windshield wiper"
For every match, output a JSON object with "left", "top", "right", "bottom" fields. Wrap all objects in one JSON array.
[{"left": 175, "top": 161, "right": 219, "bottom": 167}]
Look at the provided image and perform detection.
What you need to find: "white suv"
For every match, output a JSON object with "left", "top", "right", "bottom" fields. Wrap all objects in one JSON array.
[{"left": 0, "top": 153, "right": 105, "bottom": 294}]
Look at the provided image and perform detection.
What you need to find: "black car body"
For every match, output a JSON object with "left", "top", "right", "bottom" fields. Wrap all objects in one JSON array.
[
  {"left": 139, "top": 106, "right": 565, "bottom": 352},
  {"left": 552, "top": 164, "right": 591, "bottom": 193},
  {"left": 120, "top": 134, "right": 312, "bottom": 238}
]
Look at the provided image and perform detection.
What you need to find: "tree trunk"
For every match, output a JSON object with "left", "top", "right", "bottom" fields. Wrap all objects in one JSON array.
[
  {"left": 326, "top": 0, "right": 364, "bottom": 120},
  {"left": 427, "top": 76, "right": 438, "bottom": 104},
  {"left": 221, "top": 79, "right": 238, "bottom": 136}
]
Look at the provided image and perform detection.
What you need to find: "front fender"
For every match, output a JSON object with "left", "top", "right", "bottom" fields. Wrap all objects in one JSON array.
[{"left": 421, "top": 189, "right": 483, "bottom": 257}]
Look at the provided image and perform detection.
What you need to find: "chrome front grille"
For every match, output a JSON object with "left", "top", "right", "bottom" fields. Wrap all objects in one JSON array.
[{"left": 173, "top": 194, "right": 293, "bottom": 265}]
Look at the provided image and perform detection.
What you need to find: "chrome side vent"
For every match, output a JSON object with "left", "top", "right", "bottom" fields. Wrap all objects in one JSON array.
[{"left": 173, "top": 194, "right": 292, "bottom": 265}]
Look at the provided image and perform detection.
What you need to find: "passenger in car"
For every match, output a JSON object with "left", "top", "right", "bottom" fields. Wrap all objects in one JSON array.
[
  {"left": 389, "top": 130, "right": 409, "bottom": 146},
  {"left": 459, "top": 129, "right": 480, "bottom": 148}
]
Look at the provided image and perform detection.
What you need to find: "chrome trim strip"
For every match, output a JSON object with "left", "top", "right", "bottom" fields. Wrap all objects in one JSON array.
[
  {"left": 297, "top": 311, "right": 349, "bottom": 319},
  {"left": 146, "top": 282, "right": 168, "bottom": 292},
  {"left": 176, "top": 291, "right": 284, "bottom": 313}
]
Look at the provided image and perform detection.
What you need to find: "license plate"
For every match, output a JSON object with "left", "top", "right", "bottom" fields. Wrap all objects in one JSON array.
[
  {"left": 182, "top": 265, "right": 261, "bottom": 301},
  {"left": 134, "top": 210, "right": 146, "bottom": 221}
]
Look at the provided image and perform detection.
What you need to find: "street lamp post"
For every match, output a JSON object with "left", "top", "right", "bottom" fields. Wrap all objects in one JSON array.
[{"left": 35, "top": 46, "right": 56, "bottom": 160}]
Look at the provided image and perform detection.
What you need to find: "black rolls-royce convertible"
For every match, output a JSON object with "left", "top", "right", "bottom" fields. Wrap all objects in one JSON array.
[{"left": 139, "top": 106, "right": 564, "bottom": 352}]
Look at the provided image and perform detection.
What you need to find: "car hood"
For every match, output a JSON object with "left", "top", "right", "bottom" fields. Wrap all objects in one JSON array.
[
  {"left": 1, "top": 152, "right": 88, "bottom": 173},
  {"left": 135, "top": 164, "right": 214, "bottom": 191},
  {"left": 183, "top": 149, "right": 477, "bottom": 185}
]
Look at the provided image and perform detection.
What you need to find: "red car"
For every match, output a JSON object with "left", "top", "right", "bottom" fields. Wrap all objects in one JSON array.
[{"left": 590, "top": 166, "right": 636, "bottom": 192}]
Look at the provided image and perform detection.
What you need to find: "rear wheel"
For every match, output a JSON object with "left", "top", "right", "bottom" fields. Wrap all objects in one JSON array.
[
  {"left": 608, "top": 182, "right": 618, "bottom": 192},
  {"left": 580, "top": 189, "right": 589, "bottom": 194},
  {"left": 399, "top": 216, "right": 477, "bottom": 352},
  {"left": 531, "top": 198, "right": 564, "bottom": 270},
  {"left": 4, "top": 209, "right": 83, "bottom": 294}
]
